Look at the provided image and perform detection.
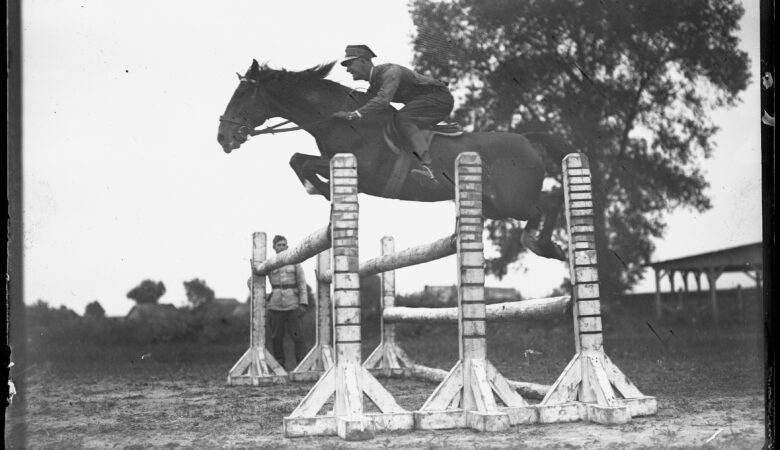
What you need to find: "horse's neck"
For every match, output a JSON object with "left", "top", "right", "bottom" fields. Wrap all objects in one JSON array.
[
  {"left": 271, "top": 82, "right": 349, "bottom": 132},
  {"left": 269, "top": 81, "right": 384, "bottom": 161}
]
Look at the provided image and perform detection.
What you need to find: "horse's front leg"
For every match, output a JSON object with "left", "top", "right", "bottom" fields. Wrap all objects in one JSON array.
[{"left": 289, "top": 153, "right": 331, "bottom": 200}]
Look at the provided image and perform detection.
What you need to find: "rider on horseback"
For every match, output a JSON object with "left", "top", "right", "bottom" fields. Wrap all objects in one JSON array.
[{"left": 332, "top": 45, "right": 454, "bottom": 186}]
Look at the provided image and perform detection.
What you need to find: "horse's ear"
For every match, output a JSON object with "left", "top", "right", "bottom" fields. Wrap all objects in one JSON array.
[
  {"left": 251, "top": 59, "right": 261, "bottom": 73},
  {"left": 236, "top": 72, "right": 243, "bottom": 80}
]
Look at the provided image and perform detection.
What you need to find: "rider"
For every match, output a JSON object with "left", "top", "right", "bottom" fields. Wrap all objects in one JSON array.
[{"left": 332, "top": 44, "right": 455, "bottom": 185}]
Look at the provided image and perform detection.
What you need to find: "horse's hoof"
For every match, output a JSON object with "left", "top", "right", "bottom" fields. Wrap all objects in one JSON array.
[
  {"left": 540, "top": 241, "right": 567, "bottom": 261},
  {"left": 522, "top": 232, "right": 567, "bottom": 261}
]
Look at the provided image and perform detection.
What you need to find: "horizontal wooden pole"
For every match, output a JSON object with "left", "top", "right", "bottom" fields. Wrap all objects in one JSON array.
[
  {"left": 319, "top": 234, "right": 456, "bottom": 282},
  {"left": 409, "top": 364, "right": 549, "bottom": 400},
  {"left": 383, "top": 296, "right": 571, "bottom": 324},
  {"left": 253, "top": 225, "right": 331, "bottom": 276}
]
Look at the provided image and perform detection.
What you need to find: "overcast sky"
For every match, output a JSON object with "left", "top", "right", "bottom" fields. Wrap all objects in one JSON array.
[{"left": 21, "top": 0, "right": 763, "bottom": 317}]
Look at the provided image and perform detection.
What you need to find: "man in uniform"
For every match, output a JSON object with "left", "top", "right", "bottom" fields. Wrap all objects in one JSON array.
[
  {"left": 332, "top": 44, "right": 455, "bottom": 186},
  {"left": 267, "top": 235, "right": 308, "bottom": 369}
]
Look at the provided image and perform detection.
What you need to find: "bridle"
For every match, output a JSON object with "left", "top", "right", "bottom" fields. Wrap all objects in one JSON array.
[{"left": 219, "top": 75, "right": 330, "bottom": 139}]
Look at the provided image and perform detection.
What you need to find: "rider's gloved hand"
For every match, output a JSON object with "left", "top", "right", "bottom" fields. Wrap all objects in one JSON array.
[{"left": 331, "top": 111, "right": 358, "bottom": 121}]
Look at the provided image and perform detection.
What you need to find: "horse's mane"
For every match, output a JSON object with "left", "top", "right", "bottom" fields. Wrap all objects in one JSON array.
[
  {"left": 247, "top": 60, "right": 341, "bottom": 88},
  {"left": 243, "top": 59, "right": 374, "bottom": 108}
]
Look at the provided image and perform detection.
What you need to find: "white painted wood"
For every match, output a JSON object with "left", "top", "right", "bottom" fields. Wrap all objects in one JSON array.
[
  {"left": 253, "top": 226, "right": 330, "bottom": 276},
  {"left": 410, "top": 364, "right": 549, "bottom": 400},
  {"left": 382, "top": 296, "right": 570, "bottom": 323},
  {"left": 602, "top": 353, "right": 644, "bottom": 398},
  {"left": 288, "top": 366, "right": 336, "bottom": 418},
  {"left": 485, "top": 360, "right": 527, "bottom": 407},
  {"left": 419, "top": 361, "right": 464, "bottom": 411},
  {"left": 358, "top": 366, "right": 406, "bottom": 413}
]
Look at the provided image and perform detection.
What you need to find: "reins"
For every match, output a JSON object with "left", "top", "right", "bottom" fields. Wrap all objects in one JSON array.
[{"left": 223, "top": 74, "right": 360, "bottom": 138}]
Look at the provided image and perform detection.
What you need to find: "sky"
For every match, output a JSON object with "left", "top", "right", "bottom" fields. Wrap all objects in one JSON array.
[{"left": 20, "top": 0, "right": 764, "bottom": 317}]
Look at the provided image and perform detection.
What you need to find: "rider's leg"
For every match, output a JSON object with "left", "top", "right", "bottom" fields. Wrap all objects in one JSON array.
[{"left": 397, "top": 91, "right": 454, "bottom": 184}]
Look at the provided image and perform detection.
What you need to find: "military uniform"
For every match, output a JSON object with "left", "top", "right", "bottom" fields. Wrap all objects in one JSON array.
[
  {"left": 356, "top": 63, "right": 454, "bottom": 166},
  {"left": 339, "top": 45, "right": 454, "bottom": 183},
  {"left": 267, "top": 263, "right": 308, "bottom": 368}
]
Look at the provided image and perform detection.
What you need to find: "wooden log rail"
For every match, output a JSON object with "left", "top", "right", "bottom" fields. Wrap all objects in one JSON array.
[
  {"left": 382, "top": 295, "right": 571, "bottom": 324},
  {"left": 253, "top": 225, "right": 331, "bottom": 276},
  {"left": 318, "top": 234, "right": 456, "bottom": 283}
]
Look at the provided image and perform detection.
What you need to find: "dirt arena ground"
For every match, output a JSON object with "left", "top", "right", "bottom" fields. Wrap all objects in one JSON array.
[{"left": 7, "top": 310, "right": 767, "bottom": 449}]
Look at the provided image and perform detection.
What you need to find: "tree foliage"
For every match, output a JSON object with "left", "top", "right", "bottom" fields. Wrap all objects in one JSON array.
[
  {"left": 183, "top": 278, "right": 216, "bottom": 308},
  {"left": 126, "top": 280, "right": 166, "bottom": 304},
  {"left": 84, "top": 300, "right": 106, "bottom": 319},
  {"left": 410, "top": 0, "right": 749, "bottom": 294}
]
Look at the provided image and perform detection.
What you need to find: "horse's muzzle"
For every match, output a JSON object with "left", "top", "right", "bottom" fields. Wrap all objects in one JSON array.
[{"left": 217, "top": 133, "right": 241, "bottom": 153}]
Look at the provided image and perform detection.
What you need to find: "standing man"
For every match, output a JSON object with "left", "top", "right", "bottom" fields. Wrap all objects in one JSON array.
[
  {"left": 267, "top": 235, "right": 308, "bottom": 369},
  {"left": 332, "top": 44, "right": 455, "bottom": 186}
]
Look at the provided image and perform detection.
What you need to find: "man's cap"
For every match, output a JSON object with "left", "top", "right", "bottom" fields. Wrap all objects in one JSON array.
[
  {"left": 340, "top": 45, "right": 377, "bottom": 66},
  {"left": 273, "top": 235, "right": 287, "bottom": 245}
]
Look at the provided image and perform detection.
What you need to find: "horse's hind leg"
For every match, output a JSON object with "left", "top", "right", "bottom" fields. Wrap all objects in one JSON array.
[
  {"left": 289, "top": 153, "right": 331, "bottom": 200},
  {"left": 521, "top": 189, "right": 566, "bottom": 261}
]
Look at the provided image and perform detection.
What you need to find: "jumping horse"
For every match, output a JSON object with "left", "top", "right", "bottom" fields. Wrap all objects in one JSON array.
[{"left": 217, "top": 60, "right": 568, "bottom": 260}]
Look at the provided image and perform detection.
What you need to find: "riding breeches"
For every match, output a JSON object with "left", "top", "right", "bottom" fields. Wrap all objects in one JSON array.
[
  {"left": 268, "top": 309, "right": 306, "bottom": 368},
  {"left": 396, "top": 90, "right": 454, "bottom": 164}
]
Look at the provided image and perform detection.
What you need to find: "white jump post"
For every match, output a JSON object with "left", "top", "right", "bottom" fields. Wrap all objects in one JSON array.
[
  {"left": 362, "top": 236, "right": 416, "bottom": 376},
  {"left": 288, "top": 249, "right": 335, "bottom": 381},
  {"left": 227, "top": 232, "right": 287, "bottom": 385},
  {"left": 228, "top": 225, "right": 331, "bottom": 385},
  {"left": 284, "top": 154, "right": 414, "bottom": 441},
  {"left": 537, "top": 152, "right": 657, "bottom": 424},
  {"left": 414, "top": 152, "right": 537, "bottom": 432}
]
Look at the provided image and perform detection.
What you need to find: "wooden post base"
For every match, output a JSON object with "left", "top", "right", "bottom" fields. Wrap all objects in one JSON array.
[
  {"left": 227, "top": 346, "right": 287, "bottom": 386},
  {"left": 363, "top": 341, "right": 414, "bottom": 378},
  {"left": 414, "top": 359, "right": 536, "bottom": 431},
  {"left": 284, "top": 363, "right": 414, "bottom": 439},
  {"left": 288, "top": 344, "right": 334, "bottom": 382},
  {"left": 538, "top": 350, "right": 657, "bottom": 424}
]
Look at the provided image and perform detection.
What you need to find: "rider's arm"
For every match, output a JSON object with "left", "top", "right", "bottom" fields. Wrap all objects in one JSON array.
[{"left": 354, "top": 66, "right": 402, "bottom": 118}]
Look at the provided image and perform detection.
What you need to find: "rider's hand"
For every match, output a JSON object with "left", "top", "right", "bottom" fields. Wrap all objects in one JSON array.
[
  {"left": 297, "top": 304, "right": 308, "bottom": 317},
  {"left": 331, "top": 111, "right": 350, "bottom": 120}
]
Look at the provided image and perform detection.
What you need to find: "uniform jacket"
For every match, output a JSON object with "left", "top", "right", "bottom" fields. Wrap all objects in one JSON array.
[
  {"left": 267, "top": 264, "right": 307, "bottom": 311},
  {"left": 356, "top": 63, "right": 448, "bottom": 117}
]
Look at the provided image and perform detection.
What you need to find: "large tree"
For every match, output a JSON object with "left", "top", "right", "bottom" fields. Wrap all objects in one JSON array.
[{"left": 410, "top": 0, "right": 749, "bottom": 295}]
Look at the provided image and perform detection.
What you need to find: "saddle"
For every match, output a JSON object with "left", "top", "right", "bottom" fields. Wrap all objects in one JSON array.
[{"left": 381, "top": 117, "right": 464, "bottom": 197}]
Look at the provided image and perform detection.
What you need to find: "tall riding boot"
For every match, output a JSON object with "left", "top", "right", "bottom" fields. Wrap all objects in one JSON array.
[{"left": 397, "top": 119, "right": 438, "bottom": 186}]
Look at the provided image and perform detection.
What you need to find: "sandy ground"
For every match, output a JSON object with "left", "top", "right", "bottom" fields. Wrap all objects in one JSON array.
[{"left": 16, "top": 375, "right": 765, "bottom": 449}]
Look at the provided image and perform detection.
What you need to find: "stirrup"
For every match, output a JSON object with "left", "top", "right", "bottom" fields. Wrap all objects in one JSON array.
[{"left": 411, "top": 165, "right": 439, "bottom": 186}]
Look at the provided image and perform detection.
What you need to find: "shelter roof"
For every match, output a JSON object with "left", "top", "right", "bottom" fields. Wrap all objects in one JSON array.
[{"left": 645, "top": 242, "right": 763, "bottom": 273}]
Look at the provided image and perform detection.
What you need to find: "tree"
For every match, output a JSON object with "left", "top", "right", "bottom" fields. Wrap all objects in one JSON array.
[
  {"left": 410, "top": 0, "right": 749, "bottom": 295},
  {"left": 84, "top": 300, "right": 106, "bottom": 319},
  {"left": 183, "top": 278, "right": 215, "bottom": 308},
  {"left": 126, "top": 280, "right": 166, "bottom": 304}
]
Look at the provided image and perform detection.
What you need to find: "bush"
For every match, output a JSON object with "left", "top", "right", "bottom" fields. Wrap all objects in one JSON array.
[{"left": 127, "top": 280, "right": 166, "bottom": 304}]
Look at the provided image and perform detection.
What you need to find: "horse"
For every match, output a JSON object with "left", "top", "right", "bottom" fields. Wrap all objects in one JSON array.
[{"left": 217, "top": 60, "right": 569, "bottom": 260}]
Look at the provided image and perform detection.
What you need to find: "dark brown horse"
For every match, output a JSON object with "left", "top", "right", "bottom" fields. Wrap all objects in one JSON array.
[{"left": 217, "top": 60, "right": 568, "bottom": 260}]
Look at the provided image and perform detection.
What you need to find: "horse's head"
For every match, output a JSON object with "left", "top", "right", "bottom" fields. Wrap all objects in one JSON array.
[
  {"left": 217, "top": 59, "right": 340, "bottom": 153},
  {"left": 217, "top": 59, "right": 272, "bottom": 153}
]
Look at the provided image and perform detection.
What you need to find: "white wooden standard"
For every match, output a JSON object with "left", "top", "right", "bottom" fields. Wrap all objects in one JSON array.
[
  {"left": 414, "top": 152, "right": 538, "bottom": 432},
  {"left": 362, "top": 237, "right": 416, "bottom": 377},
  {"left": 537, "top": 152, "right": 657, "bottom": 424},
  {"left": 288, "top": 250, "right": 335, "bottom": 381},
  {"left": 283, "top": 154, "right": 414, "bottom": 441},
  {"left": 227, "top": 232, "right": 288, "bottom": 385}
]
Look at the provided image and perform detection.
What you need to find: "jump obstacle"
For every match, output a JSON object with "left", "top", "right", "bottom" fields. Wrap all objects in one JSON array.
[{"left": 228, "top": 152, "right": 657, "bottom": 439}]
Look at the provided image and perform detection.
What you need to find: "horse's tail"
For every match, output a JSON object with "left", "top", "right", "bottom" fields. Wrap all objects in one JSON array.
[{"left": 521, "top": 132, "right": 576, "bottom": 177}]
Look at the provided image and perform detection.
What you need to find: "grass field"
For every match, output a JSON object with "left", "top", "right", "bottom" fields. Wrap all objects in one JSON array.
[{"left": 6, "top": 300, "right": 768, "bottom": 449}]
